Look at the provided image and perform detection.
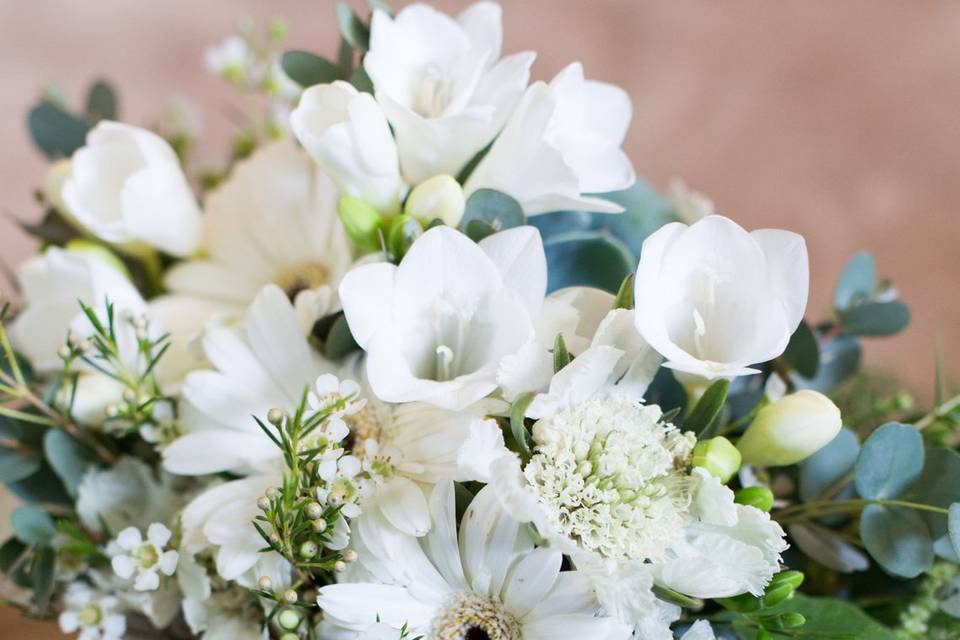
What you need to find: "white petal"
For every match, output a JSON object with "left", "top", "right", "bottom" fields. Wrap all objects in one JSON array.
[
  {"left": 111, "top": 554, "right": 136, "bottom": 579},
  {"left": 479, "top": 226, "right": 547, "bottom": 317},
  {"left": 502, "top": 547, "right": 562, "bottom": 618},
  {"left": 422, "top": 482, "right": 467, "bottom": 591},
  {"left": 147, "top": 522, "right": 172, "bottom": 548},
  {"left": 134, "top": 569, "right": 161, "bottom": 591},
  {"left": 317, "top": 583, "right": 434, "bottom": 630},
  {"left": 116, "top": 526, "right": 142, "bottom": 550},
  {"left": 158, "top": 550, "right": 179, "bottom": 575},
  {"left": 376, "top": 476, "right": 431, "bottom": 537},
  {"left": 522, "top": 614, "right": 631, "bottom": 640},
  {"left": 681, "top": 620, "right": 717, "bottom": 640},
  {"left": 752, "top": 228, "right": 809, "bottom": 332},
  {"left": 338, "top": 262, "right": 397, "bottom": 348}
]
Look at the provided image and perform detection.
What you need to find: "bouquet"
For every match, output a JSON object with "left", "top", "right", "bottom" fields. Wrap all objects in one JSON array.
[{"left": 2, "top": 2, "right": 958, "bottom": 639}]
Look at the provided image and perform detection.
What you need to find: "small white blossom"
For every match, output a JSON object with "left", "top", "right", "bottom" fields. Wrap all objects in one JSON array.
[
  {"left": 110, "top": 523, "right": 179, "bottom": 591},
  {"left": 58, "top": 582, "right": 126, "bottom": 640}
]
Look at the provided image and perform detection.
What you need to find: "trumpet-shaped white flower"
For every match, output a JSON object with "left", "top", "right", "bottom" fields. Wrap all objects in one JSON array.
[
  {"left": 339, "top": 225, "right": 544, "bottom": 410},
  {"left": 165, "top": 139, "right": 351, "bottom": 318},
  {"left": 110, "top": 523, "right": 179, "bottom": 591},
  {"left": 364, "top": 2, "right": 534, "bottom": 184},
  {"left": 58, "top": 582, "right": 126, "bottom": 640},
  {"left": 634, "top": 215, "right": 809, "bottom": 380},
  {"left": 291, "top": 81, "right": 405, "bottom": 213},
  {"left": 61, "top": 121, "right": 201, "bottom": 256},
  {"left": 318, "top": 482, "right": 631, "bottom": 639},
  {"left": 465, "top": 63, "right": 634, "bottom": 215}
]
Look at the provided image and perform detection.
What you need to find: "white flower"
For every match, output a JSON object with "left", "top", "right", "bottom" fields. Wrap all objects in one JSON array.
[
  {"left": 465, "top": 63, "right": 634, "bottom": 215},
  {"left": 76, "top": 457, "right": 180, "bottom": 534},
  {"left": 404, "top": 174, "right": 466, "bottom": 227},
  {"left": 364, "top": 1, "right": 534, "bottom": 184},
  {"left": 58, "top": 582, "right": 126, "bottom": 640},
  {"left": 633, "top": 215, "right": 809, "bottom": 380},
  {"left": 318, "top": 482, "right": 630, "bottom": 639},
  {"left": 61, "top": 121, "right": 201, "bottom": 256},
  {"left": 666, "top": 179, "right": 714, "bottom": 225},
  {"left": 204, "top": 35, "right": 253, "bottom": 79},
  {"left": 339, "top": 225, "right": 544, "bottom": 410},
  {"left": 110, "top": 523, "right": 179, "bottom": 591},
  {"left": 165, "top": 139, "right": 351, "bottom": 314},
  {"left": 291, "top": 81, "right": 406, "bottom": 213}
]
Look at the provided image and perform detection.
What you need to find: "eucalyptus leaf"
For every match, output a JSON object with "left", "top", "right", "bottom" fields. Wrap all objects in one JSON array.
[
  {"left": 281, "top": 50, "right": 344, "bottom": 88},
  {"left": 11, "top": 504, "right": 57, "bottom": 545},
  {"left": 6, "top": 462, "right": 72, "bottom": 505},
  {"left": 465, "top": 219, "right": 497, "bottom": 243},
  {"left": 781, "top": 320, "right": 819, "bottom": 378},
  {"left": 908, "top": 448, "right": 960, "bottom": 538},
  {"left": 43, "top": 429, "right": 97, "bottom": 497},
  {"left": 854, "top": 422, "right": 923, "bottom": 499},
  {"left": 324, "top": 314, "right": 360, "bottom": 360},
  {"left": 0, "top": 537, "right": 26, "bottom": 573},
  {"left": 934, "top": 534, "right": 960, "bottom": 562},
  {"left": 839, "top": 301, "right": 910, "bottom": 337},
  {"left": 27, "top": 102, "right": 89, "bottom": 159},
  {"left": 834, "top": 251, "right": 876, "bottom": 310},
  {"left": 791, "top": 332, "right": 861, "bottom": 393},
  {"left": 543, "top": 231, "right": 634, "bottom": 293},
  {"left": 85, "top": 80, "right": 118, "bottom": 122},
  {"left": 800, "top": 427, "right": 859, "bottom": 502},
  {"left": 788, "top": 523, "right": 869, "bottom": 573},
  {"left": 459, "top": 189, "right": 524, "bottom": 234},
  {"left": 683, "top": 378, "right": 729, "bottom": 436},
  {"left": 336, "top": 3, "right": 370, "bottom": 51},
  {"left": 0, "top": 444, "right": 41, "bottom": 484},
  {"left": 31, "top": 546, "right": 56, "bottom": 613},
  {"left": 860, "top": 503, "right": 933, "bottom": 578},
  {"left": 349, "top": 66, "right": 374, "bottom": 94}
]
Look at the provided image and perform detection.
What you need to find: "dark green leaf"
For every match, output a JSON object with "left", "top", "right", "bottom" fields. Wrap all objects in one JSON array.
[
  {"left": 336, "top": 37, "right": 354, "bottom": 74},
  {"left": 543, "top": 231, "right": 634, "bottom": 293},
  {"left": 0, "top": 444, "right": 41, "bottom": 484},
  {"left": 349, "top": 66, "right": 374, "bottom": 93},
  {"left": 11, "top": 505, "right": 56, "bottom": 545},
  {"left": 860, "top": 504, "right": 933, "bottom": 578},
  {"left": 764, "top": 594, "right": 898, "bottom": 639},
  {"left": 799, "top": 427, "right": 859, "bottom": 502},
  {"left": 31, "top": 546, "right": 56, "bottom": 613},
  {"left": 281, "top": 50, "right": 344, "bottom": 88},
  {"left": 43, "top": 429, "right": 97, "bottom": 497},
  {"left": 839, "top": 301, "right": 910, "bottom": 337},
  {"left": 788, "top": 522, "right": 869, "bottom": 573},
  {"left": 6, "top": 462, "right": 72, "bottom": 505},
  {"left": 854, "top": 422, "right": 923, "bottom": 499},
  {"left": 85, "top": 80, "right": 117, "bottom": 122},
  {"left": 613, "top": 272, "right": 635, "bottom": 310},
  {"left": 0, "top": 537, "right": 26, "bottom": 573},
  {"left": 781, "top": 320, "right": 819, "bottom": 378},
  {"left": 386, "top": 214, "right": 422, "bottom": 261},
  {"left": 908, "top": 448, "right": 960, "bottom": 538},
  {"left": 336, "top": 3, "right": 370, "bottom": 51},
  {"left": 683, "top": 378, "right": 729, "bottom": 436},
  {"left": 834, "top": 251, "right": 876, "bottom": 310},
  {"left": 510, "top": 392, "right": 535, "bottom": 462},
  {"left": 791, "top": 333, "right": 861, "bottom": 393},
  {"left": 27, "top": 102, "right": 89, "bottom": 159},
  {"left": 552, "top": 334, "right": 570, "bottom": 373},
  {"left": 465, "top": 219, "right": 497, "bottom": 243},
  {"left": 324, "top": 314, "right": 360, "bottom": 360},
  {"left": 460, "top": 189, "right": 525, "bottom": 234}
]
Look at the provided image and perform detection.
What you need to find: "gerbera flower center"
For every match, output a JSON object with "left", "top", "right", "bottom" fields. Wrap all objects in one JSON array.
[
  {"left": 432, "top": 592, "right": 521, "bottom": 640},
  {"left": 273, "top": 261, "right": 330, "bottom": 300}
]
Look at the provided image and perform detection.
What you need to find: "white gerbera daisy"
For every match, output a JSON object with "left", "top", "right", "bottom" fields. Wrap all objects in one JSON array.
[
  {"left": 110, "top": 523, "right": 179, "bottom": 591},
  {"left": 58, "top": 582, "right": 126, "bottom": 640},
  {"left": 318, "top": 482, "right": 631, "bottom": 640}
]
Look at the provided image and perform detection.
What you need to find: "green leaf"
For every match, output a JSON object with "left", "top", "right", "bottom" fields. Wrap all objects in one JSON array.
[
  {"left": 27, "top": 102, "right": 89, "bottom": 159},
  {"left": 552, "top": 334, "right": 570, "bottom": 373},
  {"left": 460, "top": 189, "right": 525, "bottom": 235},
  {"left": 85, "top": 80, "right": 117, "bottom": 122},
  {"left": 860, "top": 503, "right": 933, "bottom": 578},
  {"left": 781, "top": 320, "right": 819, "bottom": 378},
  {"left": 764, "top": 594, "right": 898, "bottom": 639},
  {"left": 788, "top": 522, "right": 869, "bottom": 573},
  {"left": 281, "top": 50, "right": 344, "bottom": 88},
  {"left": 839, "top": 301, "right": 910, "bottom": 337},
  {"left": 386, "top": 214, "right": 422, "bottom": 262},
  {"left": 31, "top": 546, "right": 56, "bottom": 614},
  {"left": 683, "top": 378, "right": 729, "bottom": 436},
  {"left": 791, "top": 332, "right": 861, "bottom": 393},
  {"left": 6, "top": 462, "right": 72, "bottom": 505},
  {"left": 43, "top": 429, "right": 97, "bottom": 497},
  {"left": 349, "top": 66, "right": 374, "bottom": 94},
  {"left": 465, "top": 219, "right": 497, "bottom": 243},
  {"left": 19, "top": 208, "right": 82, "bottom": 246},
  {"left": 613, "top": 272, "right": 635, "bottom": 310},
  {"left": 510, "top": 392, "right": 535, "bottom": 462},
  {"left": 908, "top": 448, "right": 960, "bottom": 538},
  {"left": 948, "top": 503, "right": 960, "bottom": 559},
  {"left": 799, "top": 427, "right": 859, "bottom": 502},
  {"left": 324, "top": 314, "right": 360, "bottom": 360},
  {"left": 336, "top": 3, "right": 370, "bottom": 51},
  {"left": 0, "top": 537, "right": 26, "bottom": 573},
  {"left": 854, "top": 422, "right": 923, "bottom": 499},
  {"left": 834, "top": 251, "right": 876, "bottom": 310},
  {"left": 543, "top": 231, "right": 634, "bottom": 293},
  {"left": 11, "top": 505, "right": 57, "bottom": 545},
  {"left": 0, "top": 444, "right": 41, "bottom": 484}
]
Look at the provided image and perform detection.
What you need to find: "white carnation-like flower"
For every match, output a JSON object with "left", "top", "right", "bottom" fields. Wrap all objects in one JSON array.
[
  {"left": 58, "top": 582, "right": 126, "bottom": 640},
  {"left": 110, "top": 523, "right": 179, "bottom": 591}
]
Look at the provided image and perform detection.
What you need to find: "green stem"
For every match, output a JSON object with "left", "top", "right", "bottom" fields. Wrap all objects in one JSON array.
[
  {"left": 140, "top": 248, "right": 165, "bottom": 296},
  {"left": 0, "top": 324, "right": 26, "bottom": 387},
  {"left": 776, "top": 498, "right": 949, "bottom": 525},
  {"left": 916, "top": 393, "right": 960, "bottom": 430},
  {"left": 0, "top": 406, "right": 56, "bottom": 427}
]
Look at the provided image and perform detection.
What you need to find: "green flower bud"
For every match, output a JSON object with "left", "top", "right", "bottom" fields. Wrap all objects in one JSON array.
[
  {"left": 762, "top": 571, "right": 804, "bottom": 607},
  {"left": 279, "top": 634, "right": 299, "bottom": 640},
  {"left": 278, "top": 609, "right": 301, "bottom": 630},
  {"left": 768, "top": 570, "right": 805, "bottom": 591},
  {"left": 780, "top": 613, "right": 806, "bottom": 628},
  {"left": 386, "top": 214, "right": 423, "bottom": 261},
  {"left": 737, "top": 390, "right": 841, "bottom": 467},
  {"left": 338, "top": 196, "right": 385, "bottom": 253},
  {"left": 299, "top": 541, "right": 319, "bottom": 558},
  {"left": 734, "top": 486, "right": 774, "bottom": 512},
  {"left": 65, "top": 240, "right": 129, "bottom": 277},
  {"left": 404, "top": 174, "right": 465, "bottom": 227},
  {"left": 282, "top": 589, "right": 298, "bottom": 604},
  {"left": 691, "top": 436, "right": 741, "bottom": 483}
]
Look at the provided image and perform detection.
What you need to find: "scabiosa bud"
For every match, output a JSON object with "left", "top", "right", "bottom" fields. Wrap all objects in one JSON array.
[
  {"left": 691, "top": 436, "right": 742, "bottom": 484},
  {"left": 257, "top": 496, "right": 271, "bottom": 511},
  {"left": 404, "top": 174, "right": 465, "bottom": 227}
]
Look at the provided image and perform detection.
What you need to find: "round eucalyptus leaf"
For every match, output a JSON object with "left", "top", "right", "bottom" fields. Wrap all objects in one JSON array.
[
  {"left": 788, "top": 523, "right": 869, "bottom": 573},
  {"left": 791, "top": 333, "right": 861, "bottom": 393},
  {"left": 281, "top": 50, "right": 344, "bottom": 88},
  {"left": 800, "top": 427, "right": 859, "bottom": 502},
  {"left": 27, "top": 102, "right": 89, "bottom": 159},
  {"left": 948, "top": 503, "right": 960, "bottom": 559},
  {"left": 85, "top": 80, "right": 118, "bottom": 122},
  {"left": 906, "top": 448, "right": 960, "bottom": 538},
  {"left": 543, "top": 231, "right": 634, "bottom": 293},
  {"left": 854, "top": 422, "right": 923, "bottom": 499},
  {"left": 839, "top": 301, "right": 910, "bottom": 337},
  {"left": 11, "top": 504, "right": 57, "bottom": 545},
  {"left": 43, "top": 429, "right": 97, "bottom": 497},
  {"left": 860, "top": 504, "right": 933, "bottom": 578},
  {"left": 336, "top": 3, "right": 370, "bottom": 51},
  {"left": 460, "top": 189, "right": 524, "bottom": 233},
  {"left": 0, "top": 444, "right": 41, "bottom": 484},
  {"left": 834, "top": 251, "right": 876, "bottom": 310},
  {"left": 781, "top": 320, "right": 820, "bottom": 378}
]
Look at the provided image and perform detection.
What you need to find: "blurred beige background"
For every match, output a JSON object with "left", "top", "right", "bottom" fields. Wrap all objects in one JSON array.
[{"left": 1, "top": 0, "right": 959, "bottom": 636}]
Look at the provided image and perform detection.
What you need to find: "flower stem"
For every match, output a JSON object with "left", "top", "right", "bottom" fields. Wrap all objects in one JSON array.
[{"left": 775, "top": 498, "right": 949, "bottom": 525}]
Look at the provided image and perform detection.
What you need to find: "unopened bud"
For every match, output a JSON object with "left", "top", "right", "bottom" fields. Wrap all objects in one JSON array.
[
  {"left": 257, "top": 496, "right": 271, "bottom": 511},
  {"left": 404, "top": 174, "right": 465, "bottom": 227},
  {"left": 266, "top": 487, "right": 280, "bottom": 499},
  {"left": 267, "top": 408, "right": 284, "bottom": 426},
  {"left": 342, "top": 548, "right": 357, "bottom": 563},
  {"left": 338, "top": 196, "right": 385, "bottom": 253},
  {"left": 311, "top": 519, "right": 328, "bottom": 533},
  {"left": 279, "top": 634, "right": 299, "bottom": 640},
  {"left": 737, "top": 390, "right": 842, "bottom": 467},
  {"left": 57, "top": 345, "right": 72, "bottom": 360},
  {"left": 734, "top": 486, "right": 774, "bottom": 512},
  {"left": 299, "top": 541, "right": 319, "bottom": 558},
  {"left": 691, "top": 436, "right": 741, "bottom": 484},
  {"left": 278, "top": 608, "right": 301, "bottom": 630},
  {"left": 256, "top": 576, "right": 272, "bottom": 591},
  {"left": 105, "top": 404, "right": 121, "bottom": 418},
  {"left": 268, "top": 533, "right": 281, "bottom": 545},
  {"left": 122, "top": 389, "right": 136, "bottom": 403},
  {"left": 334, "top": 560, "right": 347, "bottom": 573},
  {"left": 282, "top": 589, "right": 298, "bottom": 604},
  {"left": 305, "top": 502, "right": 323, "bottom": 520}
]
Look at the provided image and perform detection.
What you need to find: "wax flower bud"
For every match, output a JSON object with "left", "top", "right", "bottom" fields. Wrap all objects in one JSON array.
[
  {"left": 404, "top": 175, "right": 465, "bottom": 227},
  {"left": 691, "top": 436, "right": 741, "bottom": 484},
  {"left": 737, "top": 390, "right": 842, "bottom": 467}
]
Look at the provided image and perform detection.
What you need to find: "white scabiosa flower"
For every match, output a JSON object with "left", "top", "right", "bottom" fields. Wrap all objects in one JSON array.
[
  {"left": 110, "top": 523, "right": 179, "bottom": 591},
  {"left": 58, "top": 582, "right": 126, "bottom": 640},
  {"left": 318, "top": 482, "right": 631, "bottom": 639},
  {"left": 61, "top": 121, "right": 201, "bottom": 257}
]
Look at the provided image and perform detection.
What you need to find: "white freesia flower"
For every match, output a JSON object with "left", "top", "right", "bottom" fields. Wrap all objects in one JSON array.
[
  {"left": 58, "top": 582, "right": 126, "bottom": 640},
  {"left": 364, "top": 1, "right": 534, "bottom": 183},
  {"left": 291, "top": 81, "right": 405, "bottom": 213},
  {"left": 465, "top": 63, "right": 634, "bottom": 215},
  {"left": 76, "top": 457, "right": 180, "bottom": 534},
  {"left": 165, "top": 139, "right": 350, "bottom": 317},
  {"left": 318, "top": 482, "right": 631, "bottom": 639},
  {"left": 736, "top": 389, "right": 843, "bottom": 467},
  {"left": 634, "top": 215, "right": 809, "bottom": 380},
  {"left": 339, "top": 225, "right": 544, "bottom": 410},
  {"left": 61, "top": 121, "right": 201, "bottom": 256},
  {"left": 110, "top": 523, "right": 179, "bottom": 591}
]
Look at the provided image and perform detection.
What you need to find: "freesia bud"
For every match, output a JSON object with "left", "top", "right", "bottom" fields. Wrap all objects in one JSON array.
[
  {"left": 338, "top": 196, "right": 385, "bottom": 253},
  {"left": 404, "top": 175, "right": 465, "bottom": 227},
  {"left": 691, "top": 436, "right": 741, "bottom": 484},
  {"left": 736, "top": 390, "right": 842, "bottom": 466}
]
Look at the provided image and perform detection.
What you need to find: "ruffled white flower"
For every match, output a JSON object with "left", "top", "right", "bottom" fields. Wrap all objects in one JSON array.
[
  {"left": 634, "top": 215, "right": 808, "bottom": 380},
  {"left": 291, "top": 81, "right": 406, "bottom": 214},
  {"left": 165, "top": 139, "right": 350, "bottom": 317},
  {"left": 58, "top": 582, "right": 126, "bottom": 640},
  {"left": 465, "top": 63, "right": 634, "bottom": 215},
  {"left": 364, "top": 1, "right": 534, "bottom": 183},
  {"left": 339, "top": 225, "right": 544, "bottom": 410},
  {"left": 318, "top": 482, "right": 631, "bottom": 639},
  {"left": 110, "top": 523, "right": 179, "bottom": 591},
  {"left": 61, "top": 121, "right": 201, "bottom": 256},
  {"left": 76, "top": 457, "right": 180, "bottom": 534}
]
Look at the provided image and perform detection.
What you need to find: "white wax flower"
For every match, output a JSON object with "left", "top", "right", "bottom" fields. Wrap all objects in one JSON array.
[
  {"left": 338, "top": 225, "right": 545, "bottom": 410},
  {"left": 737, "top": 389, "right": 843, "bottom": 466},
  {"left": 634, "top": 215, "right": 809, "bottom": 380},
  {"left": 110, "top": 523, "right": 179, "bottom": 591},
  {"left": 61, "top": 121, "right": 201, "bottom": 256},
  {"left": 364, "top": 1, "right": 534, "bottom": 184},
  {"left": 58, "top": 582, "right": 126, "bottom": 640},
  {"left": 465, "top": 62, "right": 635, "bottom": 215},
  {"left": 291, "top": 81, "right": 406, "bottom": 213}
]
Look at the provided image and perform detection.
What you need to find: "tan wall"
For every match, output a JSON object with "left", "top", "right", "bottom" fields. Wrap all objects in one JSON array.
[{"left": 1, "top": 1, "right": 958, "bottom": 635}]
